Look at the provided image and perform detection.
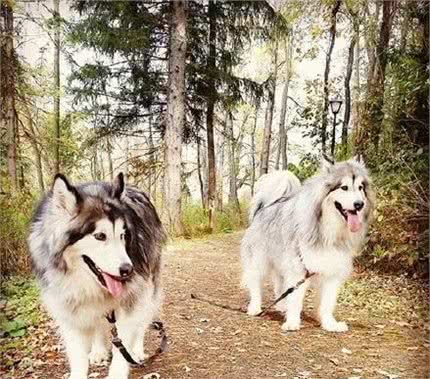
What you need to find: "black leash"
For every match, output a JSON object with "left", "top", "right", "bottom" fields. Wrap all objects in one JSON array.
[
  {"left": 106, "top": 311, "right": 167, "bottom": 367},
  {"left": 191, "top": 270, "right": 315, "bottom": 317}
]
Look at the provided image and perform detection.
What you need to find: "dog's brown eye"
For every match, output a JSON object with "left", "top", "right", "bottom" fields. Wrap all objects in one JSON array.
[
  {"left": 341, "top": 185, "right": 348, "bottom": 191},
  {"left": 94, "top": 233, "right": 106, "bottom": 241}
]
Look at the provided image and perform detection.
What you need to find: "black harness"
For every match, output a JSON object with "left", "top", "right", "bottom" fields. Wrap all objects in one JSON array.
[{"left": 106, "top": 310, "right": 167, "bottom": 367}]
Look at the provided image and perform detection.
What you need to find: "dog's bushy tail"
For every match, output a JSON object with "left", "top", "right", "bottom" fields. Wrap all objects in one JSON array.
[{"left": 249, "top": 171, "right": 301, "bottom": 223}]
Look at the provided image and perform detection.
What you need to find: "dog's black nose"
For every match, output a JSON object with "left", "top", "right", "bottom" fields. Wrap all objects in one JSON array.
[
  {"left": 119, "top": 263, "right": 133, "bottom": 278},
  {"left": 354, "top": 200, "right": 364, "bottom": 211}
]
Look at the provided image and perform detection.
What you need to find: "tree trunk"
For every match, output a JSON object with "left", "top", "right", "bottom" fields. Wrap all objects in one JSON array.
[
  {"left": 250, "top": 100, "right": 259, "bottom": 195},
  {"left": 352, "top": 21, "right": 361, "bottom": 154},
  {"left": 259, "top": 39, "right": 278, "bottom": 177},
  {"left": 276, "top": 34, "right": 293, "bottom": 170},
  {"left": 321, "top": 0, "right": 342, "bottom": 153},
  {"left": 227, "top": 112, "right": 240, "bottom": 211},
  {"left": 360, "top": 0, "right": 397, "bottom": 154},
  {"left": 23, "top": 109, "right": 45, "bottom": 192},
  {"left": 197, "top": 137, "right": 206, "bottom": 209},
  {"left": 107, "top": 137, "right": 114, "bottom": 181},
  {"left": 342, "top": 35, "right": 356, "bottom": 151},
  {"left": 366, "top": 0, "right": 381, "bottom": 90},
  {"left": 53, "top": 0, "right": 61, "bottom": 174},
  {"left": 206, "top": 0, "right": 217, "bottom": 231},
  {"left": 1, "top": 0, "right": 17, "bottom": 192},
  {"left": 216, "top": 114, "right": 227, "bottom": 211},
  {"left": 123, "top": 136, "right": 129, "bottom": 182},
  {"left": 163, "top": 0, "right": 187, "bottom": 236}
]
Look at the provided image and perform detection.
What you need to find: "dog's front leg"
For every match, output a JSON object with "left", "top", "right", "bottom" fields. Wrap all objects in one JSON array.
[
  {"left": 107, "top": 312, "right": 138, "bottom": 379},
  {"left": 281, "top": 275, "right": 309, "bottom": 331},
  {"left": 319, "top": 276, "right": 348, "bottom": 332},
  {"left": 60, "top": 325, "right": 91, "bottom": 379}
]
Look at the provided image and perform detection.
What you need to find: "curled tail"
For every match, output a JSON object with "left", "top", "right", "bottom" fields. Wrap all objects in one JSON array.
[{"left": 249, "top": 171, "right": 301, "bottom": 222}]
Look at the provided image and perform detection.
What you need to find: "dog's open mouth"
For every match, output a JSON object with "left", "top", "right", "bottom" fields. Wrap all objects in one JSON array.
[
  {"left": 82, "top": 255, "right": 130, "bottom": 298},
  {"left": 334, "top": 201, "right": 362, "bottom": 233}
]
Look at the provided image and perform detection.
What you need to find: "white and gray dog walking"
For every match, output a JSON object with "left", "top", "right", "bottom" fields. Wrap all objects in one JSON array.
[
  {"left": 241, "top": 157, "right": 374, "bottom": 332},
  {"left": 28, "top": 173, "right": 165, "bottom": 379}
]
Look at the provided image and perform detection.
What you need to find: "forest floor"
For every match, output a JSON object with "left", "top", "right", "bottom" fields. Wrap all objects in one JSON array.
[{"left": 1, "top": 232, "right": 429, "bottom": 379}]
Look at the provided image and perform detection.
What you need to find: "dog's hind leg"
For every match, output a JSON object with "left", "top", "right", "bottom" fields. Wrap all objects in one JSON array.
[
  {"left": 60, "top": 325, "right": 92, "bottom": 379},
  {"left": 242, "top": 259, "right": 264, "bottom": 316},
  {"left": 272, "top": 271, "right": 287, "bottom": 312}
]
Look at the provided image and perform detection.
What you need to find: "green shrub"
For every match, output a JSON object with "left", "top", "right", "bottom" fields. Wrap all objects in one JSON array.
[
  {"left": 0, "top": 193, "right": 35, "bottom": 277},
  {"left": 182, "top": 202, "right": 249, "bottom": 239}
]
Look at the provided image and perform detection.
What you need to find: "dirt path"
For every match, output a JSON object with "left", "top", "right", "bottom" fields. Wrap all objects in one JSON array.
[{"left": 3, "top": 232, "right": 429, "bottom": 379}]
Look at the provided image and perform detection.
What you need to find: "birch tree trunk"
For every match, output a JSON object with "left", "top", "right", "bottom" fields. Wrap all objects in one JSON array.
[
  {"left": 206, "top": 0, "right": 217, "bottom": 231},
  {"left": 321, "top": 0, "right": 342, "bottom": 153},
  {"left": 53, "top": 0, "right": 61, "bottom": 174},
  {"left": 250, "top": 100, "right": 259, "bottom": 195},
  {"left": 259, "top": 40, "right": 278, "bottom": 177},
  {"left": 163, "top": 0, "right": 187, "bottom": 235},
  {"left": 1, "top": 0, "right": 17, "bottom": 192}
]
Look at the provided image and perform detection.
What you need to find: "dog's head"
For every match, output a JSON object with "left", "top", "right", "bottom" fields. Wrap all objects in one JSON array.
[
  {"left": 51, "top": 173, "right": 133, "bottom": 298},
  {"left": 319, "top": 155, "right": 374, "bottom": 234}
]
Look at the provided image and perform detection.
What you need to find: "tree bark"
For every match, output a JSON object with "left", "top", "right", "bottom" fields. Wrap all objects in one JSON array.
[
  {"left": 342, "top": 35, "right": 356, "bottom": 150},
  {"left": 53, "top": 0, "right": 61, "bottom": 174},
  {"left": 163, "top": 0, "right": 187, "bottom": 236},
  {"left": 206, "top": 0, "right": 217, "bottom": 231},
  {"left": 227, "top": 112, "right": 240, "bottom": 211},
  {"left": 259, "top": 39, "right": 278, "bottom": 176},
  {"left": 321, "top": 0, "right": 342, "bottom": 153},
  {"left": 1, "top": 0, "right": 17, "bottom": 192}
]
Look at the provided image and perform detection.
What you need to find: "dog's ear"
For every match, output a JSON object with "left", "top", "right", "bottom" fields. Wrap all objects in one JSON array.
[
  {"left": 320, "top": 153, "right": 334, "bottom": 173},
  {"left": 52, "top": 174, "right": 80, "bottom": 215},
  {"left": 352, "top": 154, "right": 365, "bottom": 166},
  {"left": 112, "top": 172, "right": 125, "bottom": 199}
]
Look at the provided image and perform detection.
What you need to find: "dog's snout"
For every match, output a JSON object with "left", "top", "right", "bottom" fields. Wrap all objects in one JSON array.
[
  {"left": 353, "top": 200, "right": 364, "bottom": 211},
  {"left": 119, "top": 263, "right": 133, "bottom": 278}
]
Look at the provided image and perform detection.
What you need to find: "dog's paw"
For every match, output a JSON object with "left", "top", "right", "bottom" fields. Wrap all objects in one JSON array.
[
  {"left": 247, "top": 304, "right": 262, "bottom": 316},
  {"left": 132, "top": 347, "right": 148, "bottom": 363},
  {"left": 88, "top": 347, "right": 109, "bottom": 366},
  {"left": 281, "top": 319, "right": 301, "bottom": 331},
  {"left": 321, "top": 320, "right": 348, "bottom": 333}
]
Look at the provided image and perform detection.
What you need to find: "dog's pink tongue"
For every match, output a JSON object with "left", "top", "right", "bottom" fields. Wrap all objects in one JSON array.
[
  {"left": 347, "top": 211, "right": 361, "bottom": 233},
  {"left": 101, "top": 273, "right": 123, "bottom": 298}
]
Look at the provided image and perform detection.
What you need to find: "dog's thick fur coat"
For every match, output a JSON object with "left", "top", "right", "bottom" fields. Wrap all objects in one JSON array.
[
  {"left": 28, "top": 173, "right": 165, "bottom": 379},
  {"left": 241, "top": 158, "right": 374, "bottom": 332}
]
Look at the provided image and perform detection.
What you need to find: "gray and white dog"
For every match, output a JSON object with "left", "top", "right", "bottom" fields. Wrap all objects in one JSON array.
[
  {"left": 28, "top": 173, "right": 165, "bottom": 379},
  {"left": 241, "top": 157, "right": 374, "bottom": 332}
]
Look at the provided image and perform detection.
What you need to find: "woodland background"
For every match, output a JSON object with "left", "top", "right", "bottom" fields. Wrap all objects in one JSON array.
[{"left": 0, "top": 0, "right": 428, "bottom": 279}]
